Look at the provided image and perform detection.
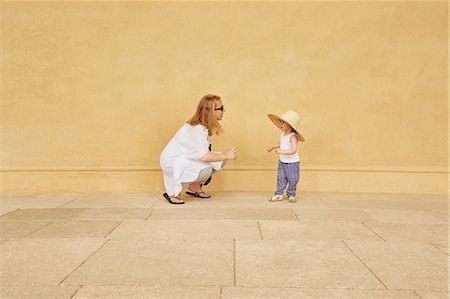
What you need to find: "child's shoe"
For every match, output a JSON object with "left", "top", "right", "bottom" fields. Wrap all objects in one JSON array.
[
  {"left": 269, "top": 194, "right": 283, "bottom": 202},
  {"left": 288, "top": 196, "right": 297, "bottom": 203}
]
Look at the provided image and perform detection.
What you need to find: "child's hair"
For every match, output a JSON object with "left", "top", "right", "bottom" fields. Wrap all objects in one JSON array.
[{"left": 187, "top": 94, "right": 224, "bottom": 136}]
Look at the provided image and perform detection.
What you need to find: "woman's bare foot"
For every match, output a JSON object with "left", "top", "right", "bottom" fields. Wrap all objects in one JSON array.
[
  {"left": 163, "top": 193, "right": 185, "bottom": 204},
  {"left": 187, "top": 182, "right": 209, "bottom": 197},
  {"left": 170, "top": 195, "right": 184, "bottom": 204}
]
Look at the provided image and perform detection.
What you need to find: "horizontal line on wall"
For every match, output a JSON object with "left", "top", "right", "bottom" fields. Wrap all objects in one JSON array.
[{"left": 1, "top": 166, "right": 448, "bottom": 174}]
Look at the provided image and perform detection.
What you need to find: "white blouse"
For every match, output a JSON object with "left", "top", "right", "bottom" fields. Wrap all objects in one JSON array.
[{"left": 160, "top": 123, "right": 222, "bottom": 196}]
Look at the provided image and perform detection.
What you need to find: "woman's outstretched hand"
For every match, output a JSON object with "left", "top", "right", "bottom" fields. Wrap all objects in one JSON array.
[{"left": 225, "top": 147, "right": 238, "bottom": 160}]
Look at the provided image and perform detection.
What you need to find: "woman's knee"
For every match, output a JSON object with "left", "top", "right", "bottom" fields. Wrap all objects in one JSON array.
[{"left": 198, "top": 167, "right": 213, "bottom": 181}]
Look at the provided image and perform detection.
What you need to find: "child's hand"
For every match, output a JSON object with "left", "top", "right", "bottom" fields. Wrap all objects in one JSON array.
[
  {"left": 274, "top": 149, "right": 281, "bottom": 154},
  {"left": 267, "top": 146, "right": 273, "bottom": 152}
]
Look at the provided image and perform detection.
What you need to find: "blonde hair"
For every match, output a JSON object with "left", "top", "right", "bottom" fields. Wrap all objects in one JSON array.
[{"left": 187, "top": 94, "right": 223, "bottom": 136}]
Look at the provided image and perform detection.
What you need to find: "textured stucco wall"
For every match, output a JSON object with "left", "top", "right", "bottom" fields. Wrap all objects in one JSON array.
[{"left": 1, "top": 1, "right": 448, "bottom": 193}]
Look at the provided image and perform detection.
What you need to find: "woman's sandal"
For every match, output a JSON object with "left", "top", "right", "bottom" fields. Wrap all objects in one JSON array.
[
  {"left": 185, "top": 190, "right": 211, "bottom": 198},
  {"left": 163, "top": 193, "right": 185, "bottom": 204}
]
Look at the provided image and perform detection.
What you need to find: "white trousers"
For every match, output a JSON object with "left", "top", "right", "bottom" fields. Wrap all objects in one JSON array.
[{"left": 179, "top": 160, "right": 227, "bottom": 187}]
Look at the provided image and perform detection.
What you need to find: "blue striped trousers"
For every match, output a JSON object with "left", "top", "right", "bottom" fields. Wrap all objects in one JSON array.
[{"left": 275, "top": 160, "right": 300, "bottom": 197}]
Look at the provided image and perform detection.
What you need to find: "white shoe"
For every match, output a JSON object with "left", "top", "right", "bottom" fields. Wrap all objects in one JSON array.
[
  {"left": 269, "top": 194, "right": 284, "bottom": 202},
  {"left": 288, "top": 196, "right": 297, "bottom": 203}
]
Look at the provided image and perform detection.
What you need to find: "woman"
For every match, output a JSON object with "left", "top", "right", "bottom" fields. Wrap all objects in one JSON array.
[{"left": 160, "top": 94, "right": 238, "bottom": 204}]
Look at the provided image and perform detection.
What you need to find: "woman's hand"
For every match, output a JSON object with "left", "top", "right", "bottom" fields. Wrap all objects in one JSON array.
[{"left": 224, "top": 147, "right": 238, "bottom": 160}]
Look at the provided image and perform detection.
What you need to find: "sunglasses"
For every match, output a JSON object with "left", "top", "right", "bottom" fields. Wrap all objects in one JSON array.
[{"left": 214, "top": 106, "right": 225, "bottom": 112}]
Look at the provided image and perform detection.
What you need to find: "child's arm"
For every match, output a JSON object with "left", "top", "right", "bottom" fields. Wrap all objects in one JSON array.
[
  {"left": 275, "top": 135, "right": 298, "bottom": 154},
  {"left": 267, "top": 142, "right": 280, "bottom": 152}
]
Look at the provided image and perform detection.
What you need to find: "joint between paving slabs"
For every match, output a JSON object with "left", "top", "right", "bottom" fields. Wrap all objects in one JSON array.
[
  {"left": 293, "top": 210, "right": 301, "bottom": 222},
  {"left": 319, "top": 197, "right": 328, "bottom": 207},
  {"left": 144, "top": 209, "right": 156, "bottom": 221},
  {"left": 149, "top": 197, "right": 161, "bottom": 209},
  {"left": 342, "top": 240, "right": 389, "bottom": 290},
  {"left": 21, "top": 221, "right": 54, "bottom": 238},
  {"left": 103, "top": 221, "right": 123, "bottom": 239},
  {"left": 59, "top": 239, "right": 111, "bottom": 286},
  {"left": 55, "top": 197, "right": 80, "bottom": 208},
  {"left": 69, "top": 285, "right": 83, "bottom": 299},
  {"left": 412, "top": 290, "right": 424, "bottom": 299},
  {"left": 361, "top": 221, "right": 387, "bottom": 242},
  {"left": 257, "top": 221, "right": 264, "bottom": 240},
  {"left": 430, "top": 243, "right": 449, "bottom": 256},
  {"left": 0, "top": 208, "right": 19, "bottom": 218},
  {"left": 233, "top": 239, "right": 237, "bottom": 287}
]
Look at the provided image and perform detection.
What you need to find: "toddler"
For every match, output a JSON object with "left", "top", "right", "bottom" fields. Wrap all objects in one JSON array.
[{"left": 267, "top": 110, "right": 305, "bottom": 203}]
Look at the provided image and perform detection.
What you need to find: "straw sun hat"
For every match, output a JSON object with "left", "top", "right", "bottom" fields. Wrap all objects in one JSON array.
[{"left": 267, "top": 110, "right": 305, "bottom": 142}]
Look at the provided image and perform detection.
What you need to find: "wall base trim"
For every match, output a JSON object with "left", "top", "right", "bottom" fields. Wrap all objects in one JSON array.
[{"left": 1, "top": 169, "right": 447, "bottom": 194}]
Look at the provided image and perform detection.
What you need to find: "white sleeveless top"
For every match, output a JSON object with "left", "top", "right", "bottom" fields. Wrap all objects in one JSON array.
[{"left": 279, "top": 132, "right": 300, "bottom": 163}]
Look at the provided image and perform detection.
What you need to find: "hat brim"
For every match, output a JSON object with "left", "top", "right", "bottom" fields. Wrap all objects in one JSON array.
[{"left": 267, "top": 114, "right": 305, "bottom": 142}]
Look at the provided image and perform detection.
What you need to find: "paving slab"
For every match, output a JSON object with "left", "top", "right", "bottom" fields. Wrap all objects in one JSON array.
[
  {"left": 264, "top": 199, "right": 326, "bottom": 209},
  {"left": 323, "top": 193, "right": 446, "bottom": 203},
  {"left": 26, "top": 221, "right": 122, "bottom": 238},
  {"left": 431, "top": 243, "right": 449, "bottom": 255},
  {"left": 321, "top": 196, "right": 447, "bottom": 211},
  {"left": 363, "top": 210, "right": 445, "bottom": 224},
  {"left": 221, "top": 287, "right": 419, "bottom": 298},
  {"left": 320, "top": 198, "right": 401, "bottom": 210},
  {"left": 0, "top": 209, "right": 82, "bottom": 221},
  {"left": 34, "top": 193, "right": 84, "bottom": 203},
  {"left": 293, "top": 207, "right": 375, "bottom": 222},
  {"left": 1, "top": 191, "right": 447, "bottom": 293},
  {"left": 209, "top": 191, "right": 326, "bottom": 200},
  {"left": 414, "top": 291, "right": 450, "bottom": 299},
  {"left": 259, "top": 220, "right": 380, "bottom": 241},
  {"left": 345, "top": 240, "right": 449, "bottom": 290},
  {"left": 0, "top": 193, "right": 42, "bottom": 198},
  {"left": 412, "top": 194, "right": 448, "bottom": 201},
  {"left": 153, "top": 192, "right": 327, "bottom": 209},
  {"left": 387, "top": 198, "right": 448, "bottom": 211},
  {"left": 61, "top": 193, "right": 159, "bottom": 208},
  {"left": 109, "top": 220, "right": 261, "bottom": 240},
  {"left": 0, "top": 238, "right": 106, "bottom": 284},
  {"left": 149, "top": 208, "right": 297, "bottom": 221},
  {"left": 363, "top": 220, "right": 448, "bottom": 243},
  {"left": 0, "top": 208, "right": 152, "bottom": 221},
  {"left": 426, "top": 210, "right": 449, "bottom": 222},
  {"left": 0, "top": 194, "right": 77, "bottom": 216},
  {"left": 316, "top": 192, "right": 371, "bottom": 201},
  {"left": 73, "top": 285, "right": 220, "bottom": 299},
  {"left": 0, "top": 221, "right": 51, "bottom": 238},
  {"left": 64, "top": 239, "right": 234, "bottom": 286},
  {"left": 0, "top": 285, "right": 79, "bottom": 299},
  {"left": 235, "top": 240, "right": 384, "bottom": 289},
  {"left": 0, "top": 208, "right": 18, "bottom": 218}
]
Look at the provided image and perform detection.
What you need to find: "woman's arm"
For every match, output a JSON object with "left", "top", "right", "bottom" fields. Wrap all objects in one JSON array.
[
  {"left": 200, "top": 152, "right": 225, "bottom": 162},
  {"left": 275, "top": 135, "right": 298, "bottom": 155},
  {"left": 200, "top": 147, "right": 238, "bottom": 162}
]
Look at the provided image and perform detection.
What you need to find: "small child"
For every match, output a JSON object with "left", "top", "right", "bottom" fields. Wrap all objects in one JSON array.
[{"left": 267, "top": 110, "right": 305, "bottom": 203}]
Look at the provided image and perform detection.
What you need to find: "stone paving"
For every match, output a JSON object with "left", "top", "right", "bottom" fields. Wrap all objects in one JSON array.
[{"left": 0, "top": 192, "right": 448, "bottom": 298}]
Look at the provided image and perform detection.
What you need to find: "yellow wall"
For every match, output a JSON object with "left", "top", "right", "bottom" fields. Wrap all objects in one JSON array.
[{"left": 1, "top": 1, "right": 448, "bottom": 194}]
